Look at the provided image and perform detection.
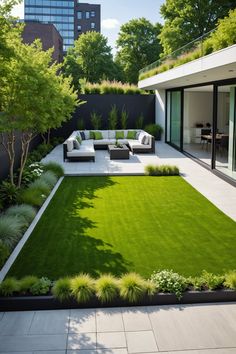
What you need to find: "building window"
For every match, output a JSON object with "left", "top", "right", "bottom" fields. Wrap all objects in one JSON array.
[
  {"left": 91, "top": 22, "right": 95, "bottom": 29},
  {"left": 78, "top": 25, "right": 81, "bottom": 31},
  {"left": 85, "top": 11, "right": 90, "bottom": 19},
  {"left": 77, "top": 11, "right": 82, "bottom": 19},
  {"left": 91, "top": 11, "right": 95, "bottom": 17}
]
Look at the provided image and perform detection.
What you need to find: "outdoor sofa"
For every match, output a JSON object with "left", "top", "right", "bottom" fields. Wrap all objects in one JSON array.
[{"left": 63, "top": 129, "right": 155, "bottom": 162}]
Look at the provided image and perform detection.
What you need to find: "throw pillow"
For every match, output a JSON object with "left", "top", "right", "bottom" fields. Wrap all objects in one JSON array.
[
  {"left": 74, "top": 139, "right": 80, "bottom": 149},
  {"left": 67, "top": 138, "right": 74, "bottom": 152},
  {"left": 142, "top": 134, "right": 149, "bottom": 145},
  {"left": 89, "top": 131, "right": 95, "bottom": 139},
  {"left": 115, "top": 131, "right": 124, "bottom": 139},
  {"left": 127, "top": 131, "right": 136, "bottom": 139},
  {"left": 94, "top": 131, "right": 103, "bottom": 140},
  {"left": 80, "top": 131, "right": 86, "bottom": 140},
  {"left": 76, "top": 135, "right": 82, "bottom": 144}
]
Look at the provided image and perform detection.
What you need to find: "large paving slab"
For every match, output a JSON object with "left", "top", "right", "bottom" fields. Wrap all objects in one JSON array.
[
  {"left": 29, "top": 310, "right": 70, "bottom": 335},
  {"left": 96, "top": 308, "right": 124, "bottom": 332}
]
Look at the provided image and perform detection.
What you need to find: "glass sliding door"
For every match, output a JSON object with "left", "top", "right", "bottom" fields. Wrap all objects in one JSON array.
[
  {"left": 215, "top": 85, "right": 236, "bottom": 180},
  {"left": 169, "top": 90, "right": 182, "bottom": 148}
]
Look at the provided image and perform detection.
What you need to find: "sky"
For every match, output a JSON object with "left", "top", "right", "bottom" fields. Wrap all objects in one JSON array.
[{"left": 11, "top": 0, "right": 165, "bottom": 54}]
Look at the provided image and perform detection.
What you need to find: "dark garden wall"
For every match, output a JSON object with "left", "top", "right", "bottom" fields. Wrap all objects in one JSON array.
[{"left": 52, "top": 94, "right": 155, "bottom": 139}]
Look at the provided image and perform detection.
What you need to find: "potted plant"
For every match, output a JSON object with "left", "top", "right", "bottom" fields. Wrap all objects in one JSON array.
[{"left": 144, "top": 124, "right": 163, "bottom": 141}]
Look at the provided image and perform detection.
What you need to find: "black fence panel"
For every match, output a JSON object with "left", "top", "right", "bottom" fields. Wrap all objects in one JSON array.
[{"left": 52, "top": 94, "right": 155, "bottom": 139}]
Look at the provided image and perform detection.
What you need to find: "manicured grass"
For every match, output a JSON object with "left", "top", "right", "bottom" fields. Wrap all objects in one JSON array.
[{"left": 8, "top": 176, "right": 236, "bottom": 279}]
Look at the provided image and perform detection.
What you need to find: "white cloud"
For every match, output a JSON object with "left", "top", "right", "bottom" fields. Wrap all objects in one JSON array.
[{"left": 102, "top": 18, "right": 120, "bottom": 30}]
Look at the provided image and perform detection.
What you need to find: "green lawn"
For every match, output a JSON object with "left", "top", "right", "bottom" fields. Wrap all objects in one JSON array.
[{"left": 8, "top": 176, "right": 236, "bottom": 279}]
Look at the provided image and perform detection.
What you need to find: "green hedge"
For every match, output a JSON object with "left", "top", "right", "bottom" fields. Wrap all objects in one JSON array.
[{"left": 81, "top": 80, "right": 148, "bottom": 95}]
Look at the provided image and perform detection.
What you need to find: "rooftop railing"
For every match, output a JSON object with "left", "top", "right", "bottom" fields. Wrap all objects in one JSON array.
[{"left": 139, "top": 29, "right": 216, "bottom": 79}]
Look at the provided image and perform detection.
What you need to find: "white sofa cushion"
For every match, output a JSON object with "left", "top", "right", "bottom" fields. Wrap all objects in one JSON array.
[
  {"left": 108, "top": 130, "right": 116, "bottom": 139},
  {"left": 99, "top": 130, "right": 109, "bottom": 139},
  {"left": 117, "top": 139, "right": 128, "bottom": 144},
  {"left": 74, "top": 139, "right": 80, "bottom": 149},
  {"left": 94, "top": 139, "right": 111, "bottom": 145},
  {"left": 84, "top": 130, "right": 90, "bottom": 140},
  {"left": 128, "top": 141, "right": 151, "bottom": 149},
  {"left": 67, "top": 138, "right": 74, "bottom": 152}
]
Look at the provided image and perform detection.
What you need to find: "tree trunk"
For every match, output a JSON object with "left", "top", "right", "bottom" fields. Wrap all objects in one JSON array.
[
  {"left": 47, "top": 128, "right": 51, "bottom": 145},
  {"left": 17, "top": 132, "right": 33, "bottom": 188},
  {"left": 0, "top": 131, "right": 16, "bottom": 185}
]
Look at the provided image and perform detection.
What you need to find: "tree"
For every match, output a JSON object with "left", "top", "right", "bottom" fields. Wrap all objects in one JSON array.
[
  {"left": 159, "top": 0, "right": 235, "bottom": 56},
  {"left": 0, "top": 15, "right": 79, "bottom": 187},
  {"left": 63, "top": 31, "right": 120, "bottom": 86},
  {"left": 115, "top": 18, "right": 162, "bottom": 84}
]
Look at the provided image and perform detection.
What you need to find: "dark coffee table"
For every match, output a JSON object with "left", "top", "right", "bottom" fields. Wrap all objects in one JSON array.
[{"left": 108, "top": 144, "right": 130, "bottom": 160}]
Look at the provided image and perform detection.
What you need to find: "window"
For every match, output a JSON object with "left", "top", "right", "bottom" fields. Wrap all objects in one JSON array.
[
  {"left": 86, "top": 11, "right": 90, "bottom": 19},
  {"left": 77, "top": 11, "right": 82, "bottom": 19},
  {"left": 91, "top": 22, "right": 95, "bottom": 29},
  {"left": 91, "top": 11, "right": 95, "bottom": 17},
  {"left": 78, "top": 25, "right": 82, "bottom": 31}
]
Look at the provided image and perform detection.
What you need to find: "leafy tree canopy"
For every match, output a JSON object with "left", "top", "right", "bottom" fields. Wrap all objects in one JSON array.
[
  {"left": 115, "top": 18, "right": 162, "bottom": 84},
  {"left": 63, "top": 31, "right": 122, "bottom": 87},
  {"left": 159, "top": 0, "right": 235, "bottom": 56}
]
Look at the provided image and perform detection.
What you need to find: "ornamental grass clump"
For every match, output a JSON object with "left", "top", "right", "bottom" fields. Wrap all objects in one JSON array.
[
  {"left": 5, "top": 204, "right": 36, "bottom": 225},
  {"left": 42, "top": 162, "right": 64, "bottom": 178},
  {"left": 40, "top": 171, "right": 58, "bottom": 189},
  {"left": 70, "top": 274, "right": 95, "bottom": 303},
  {"left": 95, "top": 274, "right": 119, "bottom": 303},
  {"left": 19, "top": 276, "right": 39, "bottom": 294},
  {"left": 20, "top": 187, "right": 47, "bottom": 207},
  {"left": 224, "top": 271, "right": 236, "bottom": 290},
  {"left": 150, "top": 270, "right": 187, "bottom": 299},
  {"left": 29, "top": 179, "right": 51, "bottom": 196},
  {"left": 0, "top": 215, "right": 23, "bottom": 249},
  {"left": 0, "top": 241, "right": 9, "bottom": 269},
  {"left": 119, "top": 273, "right": 146, "bottom": 303},
  {"left": 0, "top": 277, "right": 19, "bottom": 296},
  {"left": 52, "top": 277, "right": 72, "bottom": 302},
  {"left": 145, "top": 164, "right": 179, "bottom": 176}
]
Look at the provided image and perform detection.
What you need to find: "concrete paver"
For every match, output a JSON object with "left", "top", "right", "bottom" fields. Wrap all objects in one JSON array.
[
  {"left": 29, "top": 310, "right": 70, "bottom": 335},
  {"left": 96, "top": 308, "right": 124, "bottom": 332},
  {"left": 69, "top": 309, "right": 96, "bottom": 333}
]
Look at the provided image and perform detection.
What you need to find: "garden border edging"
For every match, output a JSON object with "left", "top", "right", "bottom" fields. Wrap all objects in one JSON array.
[
  {"left": 0, "top": 177, "right": 64, "bottom": 282},
  {"left": 1, "top": 290, "right": 236, "bottom": 311}
]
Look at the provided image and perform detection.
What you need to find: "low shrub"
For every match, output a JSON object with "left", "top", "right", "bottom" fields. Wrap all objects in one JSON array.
[
  {"left": 40, "top": 171, "right": 58, "bottom": 189},
  {"left": 145, "top": 164, "right": 179, "bottom": 176},
  {"left": 224, "top": 271, "right": 236, "bottom": 290},
  {"left": 0, "top": 215, "right": 23, "bottom": 249},
  {"left": 119, "top": 273, "right": 146, "bottom": 303},
  {"left": 200, "top": 271, "right": 224, "bottom": 290},
  {"left": 150, "top": 270, "right": 187, "bottom": 299},
  {"left": 187, "top": 276, "right": 203, "bottom": 291},
  {"left": 144, "top": 124, "right": 163, "bottom": 140},
  {"left": 0, "top": 181, "right": 19, "bottom": 209},
  {"left": 0, "top": 277, "right": 19, "bottom": 296},
  {"left": 0, "top": 241, "right": 10, "bottom": 269},
  {"left": 19, "top": 276, "right": 39, "bottom": 294},
  {"left": 70, "top": 274, "right": 95, "bottom": 303},
  {"left": 36, "top": 143, "right": 53, "bottom": 158},
  {"left": 29, "top": 179, "right": 51, "bottom": 196},
  {"left": 5, "top": 204, "right": 36, "bottom": 225},
  {"left": 19, "top": 187, "right": 47, "bottom": 207},
  {"left": 30, "top": 277, "right": 52, "bottom": 295},
  {"left": 52, "top": 277, "right": 72, "bottom": 302},
  {"left": 42, "top": 162, "right": 64, "bottom": 178},
  {"left": 95, "top": 274, "right": 119, "bottom": 303},
  {"left": 22, "top": 163, "right": 44, "bottom": 186}
]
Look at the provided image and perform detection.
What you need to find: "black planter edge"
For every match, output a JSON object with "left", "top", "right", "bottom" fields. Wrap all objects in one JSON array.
[{"left": 1, "top": 290, "right": 236, "bottom": 311}]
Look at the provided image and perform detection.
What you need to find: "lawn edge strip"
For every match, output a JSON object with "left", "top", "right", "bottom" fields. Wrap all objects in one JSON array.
[{"left": 0, "top": 177, "right": 64, "bottom": 282}]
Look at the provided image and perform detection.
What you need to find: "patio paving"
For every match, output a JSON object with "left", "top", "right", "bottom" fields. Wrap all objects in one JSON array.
[
  {"left": 0, "top": 303, "right": 236, "bottom": 353},
  {"left": 42, "top": 141, "right": 236, "bottom": 221}
]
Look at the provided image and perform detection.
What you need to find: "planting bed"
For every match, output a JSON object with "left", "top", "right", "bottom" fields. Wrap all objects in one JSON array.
[{"left": 7, "top": 176, "right": 236, "bottom": 279}]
